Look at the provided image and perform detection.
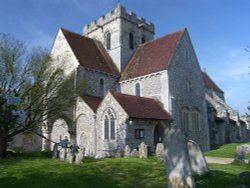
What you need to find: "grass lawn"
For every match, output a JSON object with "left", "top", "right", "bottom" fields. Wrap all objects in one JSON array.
[
  {"left": 205, "top": 142, "right": 250, "bottom": 158},
  {"left": 0, "top": 152, "right": 250, "bottom": 188}
]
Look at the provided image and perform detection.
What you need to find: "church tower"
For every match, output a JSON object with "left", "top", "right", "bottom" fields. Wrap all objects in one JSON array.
[{"left": 83, "top": 3, "right": 155, "bottom": 72}]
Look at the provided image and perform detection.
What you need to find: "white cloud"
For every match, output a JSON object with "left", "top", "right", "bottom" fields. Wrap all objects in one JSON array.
[{"left": 201, "top": 46, "right": 250, "bottom": 115}]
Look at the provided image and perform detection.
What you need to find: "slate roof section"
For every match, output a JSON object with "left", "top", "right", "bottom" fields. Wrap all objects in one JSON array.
[
  {"left": 110, "top": 91, "right": 172, "bottom": 120},
  {"left": 60, "top": 28, "right": 119, "bottom": 76},
  {"left": 202, "top": 72, "right": 224, "bottom": 93},
  {"left": 120, "top": 28, "right": 185, "bottom": 81},
  {"left": 81, "top": 95, "right": 102, "bottom": 112}
]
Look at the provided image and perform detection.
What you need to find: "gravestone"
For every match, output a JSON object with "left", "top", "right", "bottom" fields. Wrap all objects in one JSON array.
[
  {"left": 187, "top": 140, "right": 208, "bottom": 175},
  {"left": 59, "top": 148, "right": 66, "bottom": 161},
  {"left": 130, "top": 149, "right": 139, "bottom": 157},
  {"left": 75, "top": 147, "right": 84, "bottom": 164},
  {"left": 164, "top": 126, "right": 195, "bottom": 188},
  {"left": 52, "top": 143, "right": 59, "bottom": 158},
  {"left": 66, "top": 148, "right": 74, "bottom": 164},
  {"left": 235, "top": 145, "right": 247, "bottom": 163},
  {"left": 155, "top": 143, "right": 165, "bottom": 161},
  {"left": 139, "top": 142, "right": 148, "bottom": 158},
  {"left": 124, "top": 145, "right": 131, "bottom": 157}
]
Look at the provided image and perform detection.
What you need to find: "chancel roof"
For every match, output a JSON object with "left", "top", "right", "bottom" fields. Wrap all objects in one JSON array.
[
  {"left": 60, "top": 28, "right": 119, "bottom": 76},
  {"left": 81, "top": 95, "right": 102, "bottom": 112},
  {"left": 120, "top": 28, "right": 185, "bottom": 81},
  {"left": 110, "top": 91, "right": 172, "bottom": 120},
  {"left": 202, "top": 72, "right": 224, "bottom": 93}
]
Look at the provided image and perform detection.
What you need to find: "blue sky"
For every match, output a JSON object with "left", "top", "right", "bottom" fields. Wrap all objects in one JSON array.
[{"left": 1, "top": 0, "right": 249, "bottom": 115}]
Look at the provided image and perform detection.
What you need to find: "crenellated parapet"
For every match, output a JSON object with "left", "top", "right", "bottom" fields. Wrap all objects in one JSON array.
[{"left": 83, "top": 3, "right": 154, "bottom": 35}]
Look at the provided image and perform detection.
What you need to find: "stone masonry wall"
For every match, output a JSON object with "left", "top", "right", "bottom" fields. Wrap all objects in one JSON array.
[
  {"left": 167, "top": 30, "right": 210, "bottom": 151},
  {"left": 51, "top": 29, "right": 79, "bottom": 76},
  {"left": 76, "top": 97, "right": 95, "bottom": 156},
  {"left": 77, "top": 66, "right": 118, "bottom": 98},
  {"left": 95, "top": 92, "right": 128, "bottom": 157},
  {"left": 120, "top": 71, "right": 169, "bottom": 110},
  {"left": 126, "top": 119, "right": 170, "bottom": 153},
  {"left": 83, "top": 4, "right": 154, "bottom": 72}
]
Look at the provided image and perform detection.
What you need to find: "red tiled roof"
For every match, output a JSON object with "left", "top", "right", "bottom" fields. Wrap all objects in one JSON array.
[
  {"left": 110, "top": 91, "right": 172, "bottom": 120},
  {"left": 61, "top": 28, "right": 119, "bottom": 76},
  {"left": 120, "top": 28, "right": 185, "bottom": 81},
  {"left": 81, "top": 95, "right": 102, "bottom": 112},
  {"left": 202, "top": 72, "right": 224, "bottom": 93}
]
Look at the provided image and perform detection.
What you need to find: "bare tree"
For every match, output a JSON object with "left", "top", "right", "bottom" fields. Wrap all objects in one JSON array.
[{"left": 0, "top": 33, "right": 85, "bottom": 158}]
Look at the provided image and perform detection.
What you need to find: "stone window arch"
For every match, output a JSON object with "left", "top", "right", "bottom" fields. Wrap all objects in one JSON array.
[
  {"left": 181, "top": 108, "right": 189, "bottom": 131},
  {"left": 105, "top": 31, "right": 111, "bottom": 50},
  {"left": 99, "top": 78, "right": 104, "bottom": 97},
  {"left": 135, "top": 82, "right": 141, "bottom": 96},
  {"left": 192, "top": 108, "right": 201, "bottom": 131},
  {"left": 103, "top": 108, "right": 116, "bottom": 140},
  {"left": 129, "top": 32, "right": 134, "bottom": 50}
]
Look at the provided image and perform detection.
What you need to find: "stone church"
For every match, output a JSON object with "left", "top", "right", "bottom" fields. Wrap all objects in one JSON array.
[{"left": 10, "top": 3, "right": 249, "bottom": 154}]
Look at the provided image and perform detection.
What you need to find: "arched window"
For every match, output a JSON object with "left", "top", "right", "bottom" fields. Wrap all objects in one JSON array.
[
  {"left": 110, "top": 115, "right": 115, "bottom": 140},
  {"left": 192, "top": 109, "right": 200, "bottom": 131},
  {"left": 105, "top": 32, "right": 111, "bottom": 50},
  {"left": 103, "top": 109, "right": 116, "bottom": 140},
  {"left": 99, "top": 78, "right": 104, "bottom": 97},
  {"left": 135, "top": 83, "right": 140, "bottom": 96},
  {"left": 104, "top": 116, "right": 109, "bottom": 139},
  {"left": 181, "top": 108, "right": 189, "bottom": 131},
  {"left": 129, "top": 32, "right": 134, "bottom": 50}
]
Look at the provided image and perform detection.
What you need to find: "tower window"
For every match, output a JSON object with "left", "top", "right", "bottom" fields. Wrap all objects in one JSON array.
[
  {"left": 135, "top": 83, "right": 140, "bottom": 96},
  {"left": 129, "top": 32, "right": 134, "bottom": 50},
  {"left": 99, "top": 78, "right": 104, "bottom": 96},
  {"left": 105, "top": 32, "right": 111, "bottom": 50}
]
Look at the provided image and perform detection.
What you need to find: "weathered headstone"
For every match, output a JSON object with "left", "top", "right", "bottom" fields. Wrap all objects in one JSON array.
[
  {"left": 59, "top": 148, "right": 66, "bottom": 161},
  {"left": 130, "top": 149, "right": 139, "bottom": 157},
  {"left": 124, "top": 145, "right": 131, "bottom": 157},
  {"left": 187, "top": 140, "right": 208, "bottom": 175},
  {"left": 52, "top": 143, "right": 59, "bottom": 158},
  {"left": 155, "top": 143, "right": 165, "bottom": 161},
  {"left": 75, "top": 147, "right": 84, "bottom": 164},
  {"left": 139, "top": 142, "right": 148, "bottom": 158},
  {"left": 235, "top": 146, "right": 247, "bottom": 163},
  {"left": 164, "top": 126, "right": 195, "bottom": 188},
  {"left": 66, "top": 148, "right": 74, "bottom": 164}
]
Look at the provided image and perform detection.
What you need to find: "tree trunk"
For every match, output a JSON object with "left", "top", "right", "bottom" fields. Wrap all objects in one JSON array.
[{"left": 0, "top": 136, "right": 7, "bottom": 159}]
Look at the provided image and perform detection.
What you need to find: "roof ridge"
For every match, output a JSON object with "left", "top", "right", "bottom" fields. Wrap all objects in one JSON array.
[
  {"left": 60, "top": 27, "right": 93, "bottom": 41},
  {"left": 120, "top": 28, "right": 186, "bottom": 81},
  {"left": 202, "top": 71, "right": 224, "bottom": 93},
  {"left": 143, "top": 27, "right": 186, "bottom": 46}
]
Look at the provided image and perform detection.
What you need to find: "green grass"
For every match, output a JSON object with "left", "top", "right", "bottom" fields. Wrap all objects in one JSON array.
[
  {"left": 0, "top": 154, "right": 167, "bottom": 188},
  {"left": 205, "top": 142, "right": 250, "bottom": 158},
  {"left": 0, "top": 153, "right": 250, "bottom": 188},
  {"left": 195, "top": 163, "right": 250, "bottom": 188}
]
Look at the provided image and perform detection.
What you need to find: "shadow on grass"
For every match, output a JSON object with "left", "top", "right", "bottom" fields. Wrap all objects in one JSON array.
[{"left": 195, "top": 170, "right": 250, "bottom": 188}]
